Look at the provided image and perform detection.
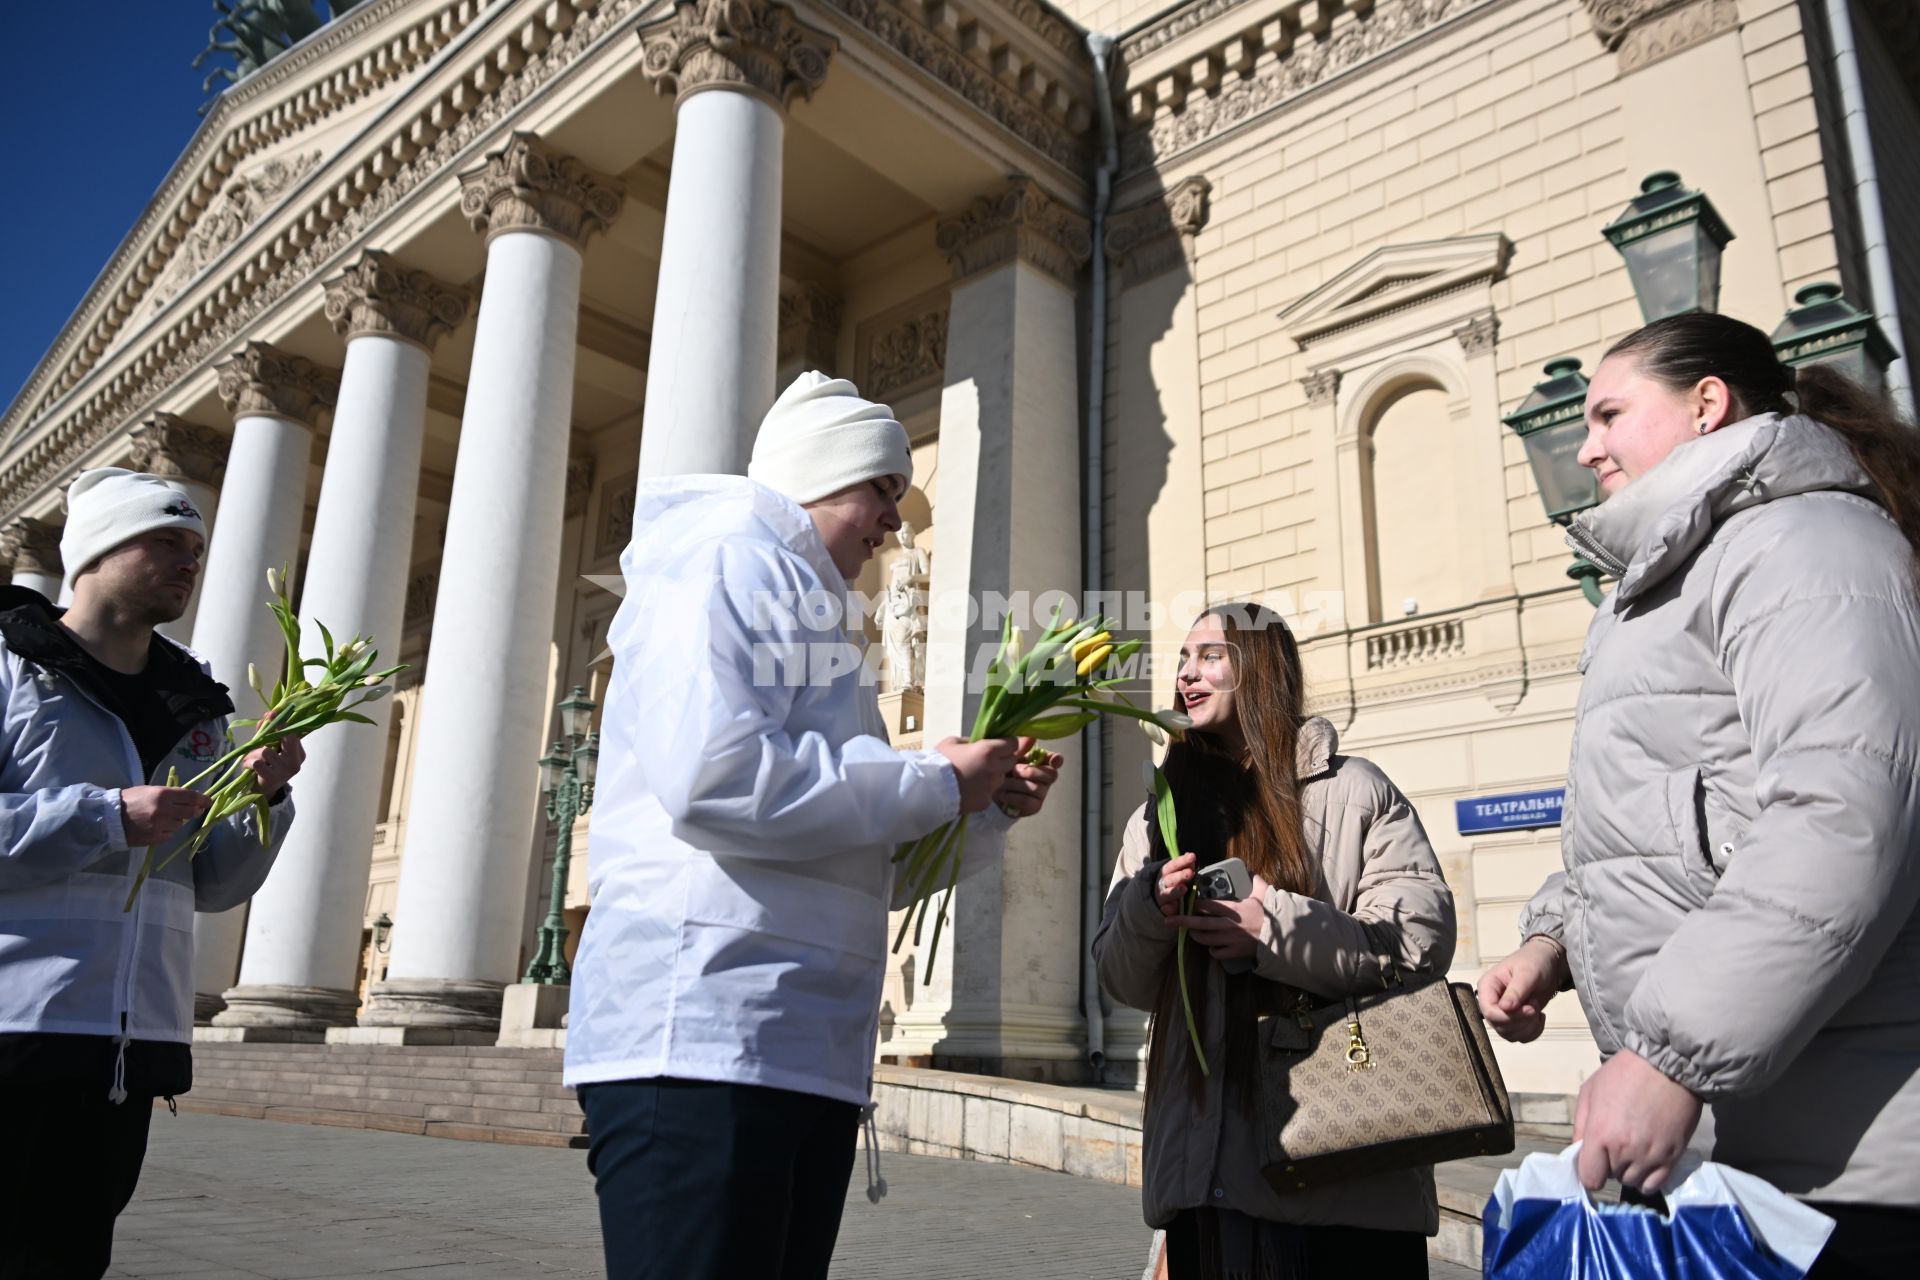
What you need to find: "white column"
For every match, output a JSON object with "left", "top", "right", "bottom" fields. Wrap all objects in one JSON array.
[
  {"left": 128, "top": 413, "right": 228, "bottom": 645},
  {"left": 187, "top": 342, "right": 336, "bottom": 1024},
  {"left": 635, "top": 0, "right": 835, "bottom": 476},
  {"left": 2, "top": 517, "right": 64, "bottom": 600},
  {"left": 917, "top": 179, "right": 1091, "bottom": 1079},
  {"left": 215, "top": 254, "right": 471, "bottom": 1037},
  {"left": 359, "top": 135, "right": 623, "bottom": 1035}
]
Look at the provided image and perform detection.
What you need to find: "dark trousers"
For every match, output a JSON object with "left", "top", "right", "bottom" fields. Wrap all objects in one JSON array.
[
  {"left": 580, "top": 1077, "right": 862, "bottom": 1280},
  {"left": 1164, "top": 1208, "right": 1430, "bottom": 1279},
  {"left": 1805, "top": 1202, "right": 1920, "bottom": 1280},
  {"left": 0, "top": 1087, "right": 155, "bottom": 1280}
]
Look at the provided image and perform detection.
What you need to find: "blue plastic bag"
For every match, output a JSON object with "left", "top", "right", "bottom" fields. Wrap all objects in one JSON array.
[{"left": 1483, "top": 1143, "right": 1835, "bottom": 1279}]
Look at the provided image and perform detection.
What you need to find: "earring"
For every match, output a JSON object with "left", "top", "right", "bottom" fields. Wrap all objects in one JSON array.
[{"left": 1697, "top": 422, "right": 1709, "bottom": 434}]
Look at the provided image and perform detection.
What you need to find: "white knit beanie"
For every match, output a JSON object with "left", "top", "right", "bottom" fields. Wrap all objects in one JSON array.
[
  {"left": 747, "top": 371, "right": 913, "bottom": 504},
  {"left": 61, "top": 468, "right": 207, "bottom": 591}
]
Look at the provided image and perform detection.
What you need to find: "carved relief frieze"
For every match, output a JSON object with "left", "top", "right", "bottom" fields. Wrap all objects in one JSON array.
[
  {"left": 458, "top": 133, "right": 627, "bottom": 249},
  {"left": 936, "top": 178, "right": 1093, "bottom": 287},
  {"left": 1586, "top": 0, "right": 1738, "bottom": 73},
  {"left": 598, "top": 469, "right": 640, "bottom": 559},
  {"left": 778, "top": 285, "right": 845, "bottom": 374},
  {"left": 854, "top": 291, "right": 950, "bottom": 403},
  {"left": 128, "top": 413, "right": 229, "bottom": 488},
  {"left": 1104, "top": 175, "right": 1211, "bottom": 287},
  {"left": 566, "top": 455, "right": 598, "bottom": 520},
  {"left": 323, "top": 251, "right": 473, "bottom": 351},
  {"left": 1121, "top": 0, "right": 1485, "bottom": 173},
  {"left": 640, "top": 0, "right": 837, "bottom": 108},
  {"left": 150, "top": 151, "right": 325, "bottom": 312}
]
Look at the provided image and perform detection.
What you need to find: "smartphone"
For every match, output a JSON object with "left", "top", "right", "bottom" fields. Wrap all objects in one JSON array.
[{"left": 1195, "top": 856, "right": 1256, "bottom": 975}]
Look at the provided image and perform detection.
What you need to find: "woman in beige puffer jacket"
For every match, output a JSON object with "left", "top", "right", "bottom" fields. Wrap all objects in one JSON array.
[
  {"left": 1096, "top": 601, "right": 1456, "bottom": 1278},
  {"left": 1479, "top": 313, "right": 1920, "bottom": 1278}
]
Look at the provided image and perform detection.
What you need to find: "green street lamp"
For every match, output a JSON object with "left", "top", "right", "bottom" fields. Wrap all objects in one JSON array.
[
  {"left": 1769, "top": 281, "right": 1897, "bottom": 393},
  {"left": 523, "top": 687, "right": 598, "bottom": 985},
  {"left": 1603, "top": 172, "right": 1735, "bottom": 322},
  {"left": 1505, "top": 357, "right": 1606, "bottom": 606}
]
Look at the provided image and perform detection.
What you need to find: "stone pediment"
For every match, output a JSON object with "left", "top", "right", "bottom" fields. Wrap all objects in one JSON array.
[{"left": 1275, "top": 232, "right": 1512, "bottom": 347}]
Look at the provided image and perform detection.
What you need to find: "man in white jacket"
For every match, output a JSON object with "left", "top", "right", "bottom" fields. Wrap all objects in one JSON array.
[
  {"left": 567, "top": 373, "right": 1060, "bottom": 1280},
  {"left": 0, "top": 469, "right": 304, "bottom": 1279}
]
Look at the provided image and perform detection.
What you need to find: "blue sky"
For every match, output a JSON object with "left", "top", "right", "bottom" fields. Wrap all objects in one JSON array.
[{"left": 0, "top": 7, "right": 231, "bottom": 414}]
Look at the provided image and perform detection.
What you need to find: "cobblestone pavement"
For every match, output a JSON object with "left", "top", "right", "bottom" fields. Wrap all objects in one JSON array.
[{"left": 108, "top": 1113, "right": 1474, "bottom": 1279}]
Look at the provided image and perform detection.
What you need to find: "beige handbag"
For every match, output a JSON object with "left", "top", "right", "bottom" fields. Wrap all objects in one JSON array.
[{"left": 1258, "top": 973, "right": 1514, "bottom": 1190}]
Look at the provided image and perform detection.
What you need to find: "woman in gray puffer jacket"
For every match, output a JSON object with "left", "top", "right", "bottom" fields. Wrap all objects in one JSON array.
[{"left": 1478, "top": 313, "right": 1920, "bottom": 1277}]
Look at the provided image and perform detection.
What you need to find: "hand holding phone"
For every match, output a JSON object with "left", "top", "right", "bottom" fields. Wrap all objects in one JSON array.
[{"left": 1195, "top": 857, "right": 1257, "bottom": 974}]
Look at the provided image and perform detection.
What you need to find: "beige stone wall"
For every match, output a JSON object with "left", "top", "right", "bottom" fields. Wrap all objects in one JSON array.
[{"left": 1098, "top": 0, "right": 1849, "bottom": 1093}]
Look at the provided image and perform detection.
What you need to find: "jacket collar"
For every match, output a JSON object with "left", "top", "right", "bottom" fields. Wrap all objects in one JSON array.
[
  {"left": 629, "top": 474, "right": 847, "bottom": 597},
  {"left": 1566, "top": 414, "right": 1877, "bottom": 606},
  {"left": 1296, "top": 715, "right": 1338, "bottom": 781},
  {"left": 0, "top": 585, "right": 233, "bottom": 724}
]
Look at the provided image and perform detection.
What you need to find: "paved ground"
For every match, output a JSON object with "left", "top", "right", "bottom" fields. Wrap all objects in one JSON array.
[{"left": 107, "top": 1113, "right": 1474, "bottom": 1279}]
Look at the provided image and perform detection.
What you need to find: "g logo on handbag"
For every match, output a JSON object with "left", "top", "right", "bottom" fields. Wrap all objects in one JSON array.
[{"left": 1344, "top": 1016, "right": 1373, "bottom": 1072}]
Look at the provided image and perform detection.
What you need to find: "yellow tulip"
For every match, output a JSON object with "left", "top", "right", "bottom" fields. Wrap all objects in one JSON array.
[
  {"left": 1075, "top": 643, "right": 1114, "bottom": 676},
  {"left": 1069, "top": 630, "right": 1112, "bottom": 664}
]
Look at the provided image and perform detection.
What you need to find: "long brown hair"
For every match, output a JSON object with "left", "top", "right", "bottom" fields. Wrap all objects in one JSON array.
[
  {"left": 1605, "top": 312, "right": 1920, "bottom": 587},
  {"left": 1143, "top": 602, "right": 1317, "bottom": 1104}
]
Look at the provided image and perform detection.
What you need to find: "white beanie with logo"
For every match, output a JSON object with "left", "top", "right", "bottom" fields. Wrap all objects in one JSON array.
[
  {"left": 747, "top": 371, "right": 913, "bottom": 504},
  {"left": 61, "top": 468, "right": 207, "bottom": 591}
]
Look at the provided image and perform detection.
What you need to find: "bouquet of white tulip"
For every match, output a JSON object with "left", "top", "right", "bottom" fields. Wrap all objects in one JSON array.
[
  {"left": 892, "top": 609, "right": 1191, "bottom": 978},
  {"left": 123, "top": 568, "right": 403, "bottom": 910}
]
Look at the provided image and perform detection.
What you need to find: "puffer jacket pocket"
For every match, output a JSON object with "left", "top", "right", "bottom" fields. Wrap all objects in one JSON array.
[{"left": 1664, "top": 766, "right": 1720, "bottom": 896}]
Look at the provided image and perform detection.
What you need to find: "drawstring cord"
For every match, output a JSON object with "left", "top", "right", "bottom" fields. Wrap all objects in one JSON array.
[
  {"left": 108, "top": 1027, "right": 131, "bottom": 1104},
  {"left": 861, "top": 1100, "right": 888, "bottom": 1204}
]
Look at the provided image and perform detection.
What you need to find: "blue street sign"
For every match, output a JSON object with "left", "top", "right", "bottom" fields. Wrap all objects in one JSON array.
[{"left": 1455, "top": 788, "right": 1565, "bottom": 835}]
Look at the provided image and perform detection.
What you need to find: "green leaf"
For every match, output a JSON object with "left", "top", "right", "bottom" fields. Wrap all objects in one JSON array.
[
  {"left": 334, "top": 712, "right": 377, "bottom": 726},
  {"left": 318, "top": 621, "right": 335, "bottom": 662}
]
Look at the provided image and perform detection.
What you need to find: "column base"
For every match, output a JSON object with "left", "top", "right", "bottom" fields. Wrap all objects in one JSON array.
[
  {"left": 194, "top": 1025, "right": 327, "bottom": 1044},
  {"left": 931, "top": 1001, "right": 1092, "bottom": 1085},
  {"left": 358, "top": 977, "right": 505, "bottom": 1031},
  {"left": 323, "top": 1025, "right": 500, "bottom": 1047},
  {"left": 194, "top": 992, "right": 227, "bottom": 1026},
  {"left": 212, "top": 983, "right": 360, "bottom": 1032},
  {"left": 496, "top": 982, "right": 569, "bottom": 1048}
]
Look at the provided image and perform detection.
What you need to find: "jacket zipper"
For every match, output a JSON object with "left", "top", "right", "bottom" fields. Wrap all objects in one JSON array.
[{"left": 1565, "top": 520, "right": 1628, "bottom": 579}]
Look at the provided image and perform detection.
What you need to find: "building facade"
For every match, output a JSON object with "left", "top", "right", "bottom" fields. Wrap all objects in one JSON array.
[{"left": 2, "top": 0, "right": 1914, "bottom": 1096}]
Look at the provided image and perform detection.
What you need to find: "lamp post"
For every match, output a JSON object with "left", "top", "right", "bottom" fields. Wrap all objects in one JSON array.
[
  {"left": 1770, "top": 281, "right": 1898, "bottom": 393},
  {"left": 1504, "top": 357, "right": 1606, "bottom": 607},
  {"left": 1602, "top": 172, "right": 1735, "bottom": 322},
  {"left": 523, "top": 686, "right": 598, "bottom": 985}
]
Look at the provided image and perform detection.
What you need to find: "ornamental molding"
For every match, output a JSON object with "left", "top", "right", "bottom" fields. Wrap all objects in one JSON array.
[
  {"left": 7, "top": 0, "right": 480, "bottom": 436},
  {"left": 814, "top": 0, "right": 1095, "bottom": 174},
  {"left": 1586, "top": 0, "right": 1738, "bottom": 74},
  {"left": 854, "top": 289, "right": 951, "bottom": 402},
  {"left": 640, "top": 0, "right": 838, "bottom": 109},
  {"left": 0, "top": 516, "right": 63, "bottom": 577},
  {"left": 216, "top": 342, "right": 341, "bottom": 428},
  {"left": 1120, "top": 0, "right": 1496, "bottom": 173},
  {"left": 0, "top": 0, "right": 644, "bottom": 507},
  {"left": 936, "top": 177, "right": 1093, "bottom": 287},
  {"left": 323, "top": 251, "right": 474, "bottom": 351},
  {"left": 1301, "top": 367, "right": 1342, "bottom": 405},
  {"left": 1103, "top": 175, "right": 1211, "bottom": 287},
  {"left": 459, "top": 133, "right": 627, "bottom": 248},
  {"left": 1276, "top": 232, "right": 1513, "bottom": 348},
  {"left": 1120, "top": 0, "right": 1251, "bottom": 61},
  {"left": 1452, "top": 310, "right": 1499, "bottom": 357},
  {"left": 778, "top": 285, "right": 845, "bottom": 373},
  {"left": 149, "top": 151, "right": 325, "bottom": 313},
  {"left": 128, "top": 414, "right": 229, "bottom": 488}
]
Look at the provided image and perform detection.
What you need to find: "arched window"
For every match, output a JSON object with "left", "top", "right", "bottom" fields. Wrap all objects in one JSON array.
[{"left": 1361, "top": 381, "right": 1463, "bottom": 623}]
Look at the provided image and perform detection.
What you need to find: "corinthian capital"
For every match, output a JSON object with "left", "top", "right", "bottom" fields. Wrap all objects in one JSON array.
[
  {"left": 1104, "top": 176, "right": 1212, "bottom": 287},
  {"left": 458, "top": 133, "right": 627, "bottom": 250},
  {"left": 129, "top": 413, "right": 229, "bottom": 487},
  {"left": 324, "top": 251, "right": 474, "bottom": 351},
  {"left": 0, "top": 517, "right": 63, "bottom": 578},
  {"left": 640, "top": 0, "right": 836, "bottom": 111},
  {"left": 216, "top": 341, "right": 340, "bottom": 428},
  {"left": 935, "top": 178, "right": 1094, "bottom": 288}
]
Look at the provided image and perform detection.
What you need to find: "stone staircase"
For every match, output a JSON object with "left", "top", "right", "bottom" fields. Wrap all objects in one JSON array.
[
  {"left": 181, "top": 1042, "right": 587, "bottom": 1148},
  {"left": 179, "top": 1043, "right": 1572, "bottom": 1271}
]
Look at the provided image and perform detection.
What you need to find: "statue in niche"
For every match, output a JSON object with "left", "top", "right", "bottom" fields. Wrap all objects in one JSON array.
[{"left": 880, "top": 522, "right": 930, "bottom": 693}]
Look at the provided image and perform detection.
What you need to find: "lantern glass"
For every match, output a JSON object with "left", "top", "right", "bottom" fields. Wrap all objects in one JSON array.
[
  {"left": 1769, "top": 282, "right": 1893, "bottom": 393},
  {"left": 575, "top": 733, "right": 599, "bottom": 787},
  {"left": 1523, "top": 419, "right": 1602, "bottom": 522},
  {"left": 557, "top": 686, "right": 595, "bottom": 745},
  {"left": 540, "top": 743, "right": 568, "bottom": 794},
  {"left": 371, "top": 912, "right": 393, "bottom": 953},
  {"left": 1603, "top": 172, "right": 1733, "bottom": 321}
]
